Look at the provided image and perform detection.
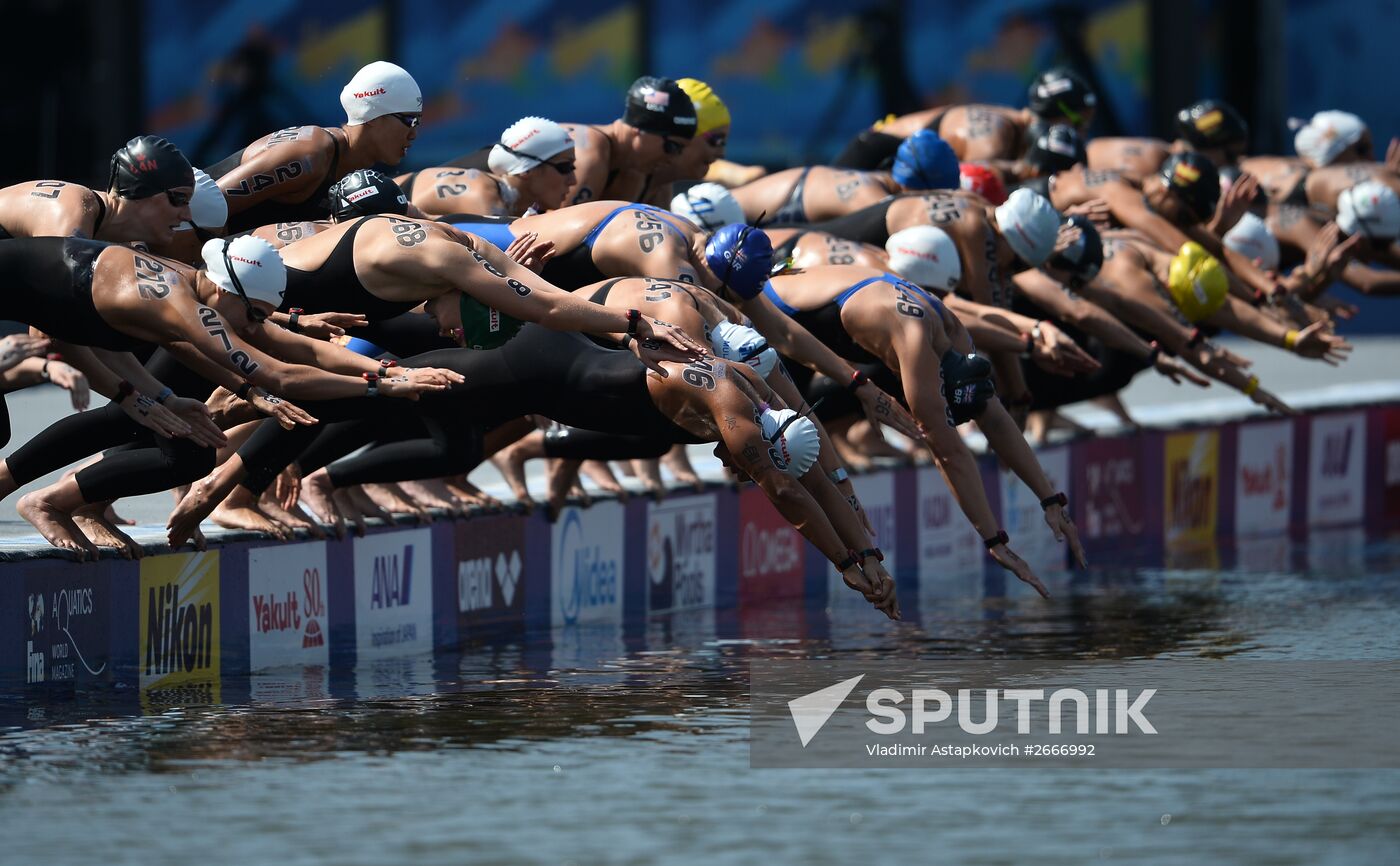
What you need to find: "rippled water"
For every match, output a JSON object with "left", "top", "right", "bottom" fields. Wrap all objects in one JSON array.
[{"left": 3, "top": 535, "right": 1400, "bottom": 865}]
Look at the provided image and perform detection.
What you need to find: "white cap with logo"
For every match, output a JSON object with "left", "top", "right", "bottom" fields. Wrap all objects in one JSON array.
[
  {"left": 177, "top": 168, "right": 228, "bottom": 232},
  {"left": 759, "top": 408, "right": 821, "bottom": 478},
  {"left": 340, "top": 61, "right": 422, "bottom": 126},
  {"left": 994, "top": 187, "right": 1061, "bottom": 266},
  {"left": 885, "top": 225, "right": 962, "bottom": 291},
  {"left": 1337, "top": 179, "right": 1400, "bottom": 240},
  {"left": 201, "top": 236, "right": 286, "bottom": 307},
  {"left": 1222, "top": 212, "right": 1280, "bottom": 271},
  {"left": 1293, "top": 110, "right": 1368, "bottom": 167},
  {"left": 710, "top": 320, "right": 778, "bottom": 377},
  {"left": 487, "top": 117, "right": 574, "bottom": 176},
  {"left": 672, "top": 183, "right": 745, "bottom": 231}
]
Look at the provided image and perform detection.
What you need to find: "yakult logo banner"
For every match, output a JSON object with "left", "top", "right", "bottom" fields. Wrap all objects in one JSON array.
[
  {"left": 751, "top": 660, "right": 1400, "bottom": 768},
  {"left": 647, "top": 495, "right": 717, "bottom": 613},
  {"left": 916, "top": 467, "right": 982, "bottom": 578},
  {"left": 248, "top": 543, "right": 329, "bottom": 671},
  {"left": 1308, "top": 412, "right": 1366, "bottom": 527},
  {"left": 738, "top": 487, "right": 805, "bottom": 604},
  {"left": 551, "top": 502, "right": 623, "bottom": 627},
  {"left": 1235, "top": 421, "right": 1293, "bottom": 536},
  {"left": 354, "top": 528, "right": 433, "bottom": 659},
  {"left": 1164, "top": 431, "right": 1219, "bottom": 547}
]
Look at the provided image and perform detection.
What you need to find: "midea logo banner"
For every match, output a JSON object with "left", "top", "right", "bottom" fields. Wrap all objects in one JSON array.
[{"left": 750, "top": 660, "right": 1400, "bottom": 768}]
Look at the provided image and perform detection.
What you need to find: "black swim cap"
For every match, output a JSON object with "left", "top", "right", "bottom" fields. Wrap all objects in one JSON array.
[
  {"left": 1027, "top": 67, "right": 1097, "bottom": 124},
  {"left": 328, "top": 169, "right": 409, "bottom": 222},
  {"left": 622, "top": 76, "right": 698, "bottom": 139},
  {"left": 1160, "top": 152, "right": 1221, "bottom": 223},
  {"left": 1024, "top": 122, "right": 1086, "bottom": 174},
  {"left": 108, "top": 135, "right": 194, "bottom": 199},
  {"left": 1174, "top": 99, "right": 1249, "bottom": 151},
  {"left": 939, "top": 350, "right": 995, "bottom": 426},
  {"left": 1047, "top": 214, "right": 1103, "bottom": 286}
]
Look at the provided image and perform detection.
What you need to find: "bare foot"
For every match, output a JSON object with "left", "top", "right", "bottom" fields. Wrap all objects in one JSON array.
[
  {"left": 167, "top": 474, "right": 225, "bottom": 548},
  {"left": 103, "top": 502, "right": 136, "bottom": 526},
  {"left": 346, "top": 485, "right": 393, "bottom": 525},
  {"left": 18, "top": 492, "right": 99, "bottom": 561},
  {"left": 211, "top": 501, "right": 291, "bottom": 539},
  {"left": 491, "top": 444, "right": 535, "bottom": 505},
  {"left": 331, "top": 487, "right": 370, "bottom": 537},
  {"left": 400, "top": 479, "right": 462, "bottom": 516},
  {"left": 258, "top": 492, "right": 326, "bottom": 540},
  {"left": 660, "top": 448, "right": 705, "bottom": 493},
  {"left": 363, "top": 483, "right": 427, "bottom": 521},
  {"left": 300, "top": 469, "right": 347, "bottom": 540},
  {"left": 72, "top": 504, "right": 143, "bottom": 559}
]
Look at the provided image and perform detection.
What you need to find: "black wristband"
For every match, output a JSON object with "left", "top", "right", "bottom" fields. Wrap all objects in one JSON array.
[
  {"left": 287, "top": 308, "right": 304, "bottom": 333},
  {"left": 846, "top": 369, "right": 869, "bottom": 392},
  {"left": 115, "top": 380, "right": 136, "bottom": 401},
  {"left": 362, "top": 371, "right": 380, "bottom": 397},
  {"left": 858, "top": 547, "right": 883, "bottom": 562},
  {"left": 1186, "top": 328, "right": 1204, "bottom": 348},
  {"left": 1040, "top": 491, "right": 1068, "bottom": 510},
  {"left": 1147, "top": 342, "right": 1162, "bottom": 365},
  {"left": 835, "top": 549, "right": 860, "bottom": 572},
  {"left": 983, "top": 529, "right": 1009, "bottom": 549},
  {"left": 626, "top": 308, "right": 642, "bottom": 336},
  {"left": 235, "top": 382, "right": 253, "bottom": 401}
]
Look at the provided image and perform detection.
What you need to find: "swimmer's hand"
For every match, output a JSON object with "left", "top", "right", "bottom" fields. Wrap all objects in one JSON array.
[
  {"left": 297, "top": 311, "right": 370, "bottom": 340},
  {"left": 1250, "top": 384, "right": 1296, "bottom": 415},
  {"left": 634, "top": 317, "right": 707, "bottom": 361},
  {"left": 1030, "top": 322, "right": 1100, "bottom": 376},
  {"left": 162, "top": 396, "right": 229, "bottom": 448},
  {"left": 1153, "top": 354, "right": 1211, "bottom": 387},
  {"left": 504, "top": 231, "right": 556, "bottom": 273},
  {"left": 243, "top": 387, "right": 318, "bottom": 429},
  {"left": 402, "top": 366, "right": 465, "bottom": 387},
  {"left": 853, "top": 381, "right": 924, "bottom": 441},
  {"left": 988, "top": 541, "right": 1050, "bottom": 598},
  {"left": 1209, "top": 171, "right": 1259, "bottom": 235},
  {"left": 45, "top": 360, "right": 90, "bottom": 410},
  {"left": 1063, "top": 198, "right": 1113, "bottom": 232},
  {"left": 1290, "top": 320, "right": 1353, "bottom": 365},
  {"left": 631, "top": 337, "right": 696, "bottom": 376},
  {"left": 120, "top": 389, "right": 193, "bottom": 440},
  {"left": 1052, "top": 221, "right": 1083, "bottom": 257},
  {"left": 0, "top": 333, "right": 50, "bottom": 374},
  {"left": 379, "top": 367, "right": 460, "bottom": 400},
  {"left": 1043, "top": 502, "right": 1087, "bottom": 568},
  {"left": 842, "top": 556, "right": 900, "bottom": 621}
]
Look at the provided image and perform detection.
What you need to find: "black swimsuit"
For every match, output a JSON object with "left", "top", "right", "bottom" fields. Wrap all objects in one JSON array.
[
  {"left": 208, "top": 129, "right": 344, "bottom": 234},
  {"left": 235, "top": 325, "right": 702, "bottom": 493},
  {"left": 0, "top": 237, "right": 144, "bottom": 351},
  {"left": 280, "top": 216, "right": 421, "bottom": 321},
  {"left": 804, "top": 198, "right": 897, "bottom": 246}
]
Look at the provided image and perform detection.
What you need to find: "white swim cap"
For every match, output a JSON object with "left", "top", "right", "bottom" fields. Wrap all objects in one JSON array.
[
  {"left": 1337, "top": 180, "right": 1400, "bottom": 240},
  {"left": 710, "top": 320, "right": 778, "bottom": 377},
  {"left": 671, "top": 183, "right": 744, "bottom": 231},
  {"left": 994, "top": 187, "right": 1061, "bottom": 266},
  {"left": 187, "top": 168, "right": 227, "bottom": 230},
  {"left": 202, "top": 236, "right": 286, "bottom": 308},
  {"left": 486, "top": 117, "right": 574, "bottom": 176},
  {"left": 759, "top": 408, "right": 821, "bottom": 478},
  {"left": 1293, "top": 110, "right": 1368, "bottom": 167},
  {"left": 885, "top": 225, "right": 961, "bottom": 291},
  {"left": 1222, "top": 212, "right": 1279, "bottom": 271},
  {"left": 340, "top": 61, "right": 422, "bottom": 126}
]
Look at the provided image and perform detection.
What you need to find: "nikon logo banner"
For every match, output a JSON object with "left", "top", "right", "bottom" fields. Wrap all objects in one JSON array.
[{"left": 139, "top": 552, "right": 220, "bottom": 705}]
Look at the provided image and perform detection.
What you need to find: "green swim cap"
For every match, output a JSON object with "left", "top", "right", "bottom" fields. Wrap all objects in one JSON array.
[{"left": 458, "top": 293, "right": 524, "bottom": 350}]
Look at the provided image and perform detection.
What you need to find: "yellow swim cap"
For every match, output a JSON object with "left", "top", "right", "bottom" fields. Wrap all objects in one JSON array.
[
  {"left": 1167, "top": 242, "right": 1228, "bottom": 322},
  {"left": 677, "top": 78, "right": 730, "bottom": 135}
]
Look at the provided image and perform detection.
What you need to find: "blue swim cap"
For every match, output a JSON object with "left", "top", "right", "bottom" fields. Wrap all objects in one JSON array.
[
  {"left": 705, "top": 223, "right": 774, "bottom": 299},
  {"left": 892, "top": 130, "right": 960, "bottom": 190}
]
